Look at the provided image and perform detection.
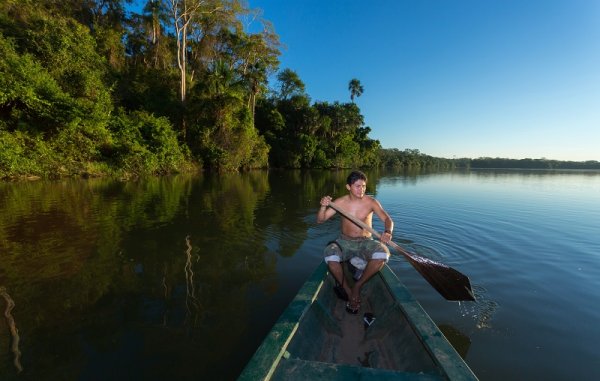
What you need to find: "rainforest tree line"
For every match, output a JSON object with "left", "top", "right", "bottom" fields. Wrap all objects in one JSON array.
[
  {"left": 1, "top": 1, "right": 597, "bottom": 179},
  {"left": 0, "top": 0, "right": 382, "bottom": 178},
  {"left": 377, "top": 150, "right": 600, "bottom": 170}
]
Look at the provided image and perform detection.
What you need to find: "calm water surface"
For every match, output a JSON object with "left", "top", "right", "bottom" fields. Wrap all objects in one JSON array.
[{"left": 1, "top": 170, "right": 599, "bottom": 380}]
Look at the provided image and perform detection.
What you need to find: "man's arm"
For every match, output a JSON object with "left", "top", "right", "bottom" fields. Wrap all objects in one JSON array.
[
  {"left": 316, "top": 195, "right": 337, "bottom": 223},
  {"left": 371, "top": 198, "right": 394, "bottom": 243}
]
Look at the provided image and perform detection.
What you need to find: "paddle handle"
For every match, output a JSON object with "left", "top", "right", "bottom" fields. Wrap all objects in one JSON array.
[{"left": 328, "top": 202, "right": 409, "bottom": 258}]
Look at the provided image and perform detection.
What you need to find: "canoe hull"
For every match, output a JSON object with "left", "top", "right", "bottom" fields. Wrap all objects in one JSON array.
[{"left": 239, "top": 262, "right": 478, "bottom": 381}]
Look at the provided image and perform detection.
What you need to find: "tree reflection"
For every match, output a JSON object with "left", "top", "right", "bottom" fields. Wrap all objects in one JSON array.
[
  {"left": 0, "top": 287, "right": 22, "bottom": 373},
  {"left": 0, "top": 171, "right": 305, "bottom": 378},
  {"left": 0, "top": 170, "right": 392, "bottom": 379}
]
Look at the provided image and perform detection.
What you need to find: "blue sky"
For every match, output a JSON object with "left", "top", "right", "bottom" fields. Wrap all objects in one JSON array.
[{"left": 246, "top": 0, "right": 599, "bottom": 161}]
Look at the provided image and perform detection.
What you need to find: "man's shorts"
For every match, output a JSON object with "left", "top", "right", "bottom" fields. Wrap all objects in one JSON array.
[{"left": 323, "top": 234, "right": 390, "bottom": 264}]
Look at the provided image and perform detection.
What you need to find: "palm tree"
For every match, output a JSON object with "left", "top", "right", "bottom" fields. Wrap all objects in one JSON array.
[{"left": 348, "top": 78, "right": 364, "bottom": 103}]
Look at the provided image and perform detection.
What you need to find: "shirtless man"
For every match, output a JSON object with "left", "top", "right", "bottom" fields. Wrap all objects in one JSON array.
[{"left": 316, "top": 171, "right": 394, "bottom": 313}]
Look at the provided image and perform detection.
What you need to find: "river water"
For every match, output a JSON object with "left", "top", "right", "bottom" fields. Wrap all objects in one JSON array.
[{"left": 0, "top": 169, "right": 598, "bottom": 380}]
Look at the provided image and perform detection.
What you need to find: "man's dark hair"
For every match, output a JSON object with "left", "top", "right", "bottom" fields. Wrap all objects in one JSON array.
[{"left": 346, "top": 170, "right": 367, "bottom": 185}]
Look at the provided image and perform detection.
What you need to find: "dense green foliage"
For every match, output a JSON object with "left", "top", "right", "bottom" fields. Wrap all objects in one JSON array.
[
  {"left": 379, "top": 148, "right": 455, "bottom": 169},
  {"left": 0, "top": 0, "right": 383, "bottom": 179},
  {"left": 1, "top": 1, "right": 595, "bottom": 179}
]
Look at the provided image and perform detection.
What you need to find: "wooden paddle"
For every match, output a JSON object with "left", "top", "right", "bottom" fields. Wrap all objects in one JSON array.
[{"left": 328, "top": 202, "right": 475, "bottom": 301}]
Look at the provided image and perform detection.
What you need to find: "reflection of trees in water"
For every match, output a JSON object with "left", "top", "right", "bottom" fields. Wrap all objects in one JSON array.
[
  {"left": 184, "top": 235, "right": 202, "bottom": 327},
  {"left": 162, "top": 265, "right": 169, "bottom": 327},
  {"left": 0, "top": 171, "right": 374, "bottom": 378},
  {"left": 0, "top": 176, "right": 195, "bottom": 378},
  {"left": 0, "top": 287, "right": 22, "bottom": 373}
]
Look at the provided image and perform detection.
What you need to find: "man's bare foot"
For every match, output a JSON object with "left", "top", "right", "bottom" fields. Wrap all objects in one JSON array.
[{"left": 346, "top": 289, "right": 361, "bottom": 314}]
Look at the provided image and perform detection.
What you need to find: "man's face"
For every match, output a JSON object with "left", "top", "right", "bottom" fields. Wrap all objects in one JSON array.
[{"left": 347, "top": 179, "right": 366, "bottom": 198}]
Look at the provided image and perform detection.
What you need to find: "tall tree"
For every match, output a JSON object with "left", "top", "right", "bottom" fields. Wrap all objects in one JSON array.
[
  {"left": 276, "top": 68, "right": 305, "bottom": 100},
  {"left": 237, "top": 26, "right": 280, "bottom": 123},
  {"left": 348, "top": 78, "right": 363, "bottom": 103},
  {"left": 138, "top": 0, "right": 172, "bottom": 69},
  {"left": 166, "top": 0, "right": 205, "bottom": 105}
]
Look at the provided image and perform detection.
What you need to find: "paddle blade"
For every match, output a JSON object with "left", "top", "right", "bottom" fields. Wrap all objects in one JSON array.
[
  {"left": 403, "top": 252, "right": 475, "bottom": 301},
  {"left": 327, "top": 201, "right": 475, "bottom": 301}
]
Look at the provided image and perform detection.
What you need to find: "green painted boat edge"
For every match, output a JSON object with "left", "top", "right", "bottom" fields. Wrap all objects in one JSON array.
[
  {"left": 237, "top": 262, "right": 479, "bottom": 381},
  {"left": 272, "top": 358, "right": 446, "bottom": 380},
  {"left": 379, "top": 265, "right": 478, "bottom": 381},
  {"left": 237, "top": 262, "right": 328, "bottom": 381}
]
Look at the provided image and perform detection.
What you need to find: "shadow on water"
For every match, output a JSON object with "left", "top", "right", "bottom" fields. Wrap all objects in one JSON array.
[{"left": 438, "top": 324, "right": 471, "bottom": 359}]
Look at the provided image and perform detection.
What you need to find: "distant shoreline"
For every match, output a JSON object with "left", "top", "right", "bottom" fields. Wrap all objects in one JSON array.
[
  {"left": 379, "top": 149, "right": 600, "bottom": 170},
  {"left": 469, "top": 167, "right": 600, "bottom": 172}
]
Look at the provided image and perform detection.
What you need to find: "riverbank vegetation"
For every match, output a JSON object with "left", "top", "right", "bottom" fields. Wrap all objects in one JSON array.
[
  {"left": 379, "top": 149, "right": 600, "bottom": 170},
  {"left": 0, "top": 0, "right": 381, "bottom": 179},
  {"left": 1, "top": 1, "right": 597, "bottom": 180}
]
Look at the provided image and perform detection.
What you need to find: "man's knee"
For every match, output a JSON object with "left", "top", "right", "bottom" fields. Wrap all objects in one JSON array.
[
  {"left": 326, "top": 258, "right": 341, "bottom": 267},
  {"left": 324, "top": 255, "right": 341, "bottom": 265},
  {"left": 371, "top": 251, "right": 389, "bottom": 263},
  {"left": 324, "top": 241, "right": 342, "bottom": 263},
  {"left": 369, "top": 258, "right": 386, "bottom": 270}
]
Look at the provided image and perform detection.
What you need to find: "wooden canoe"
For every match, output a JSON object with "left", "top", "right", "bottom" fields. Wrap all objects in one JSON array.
[{"left": 238, "top": 262, "right": 478, "bottom": 380}]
